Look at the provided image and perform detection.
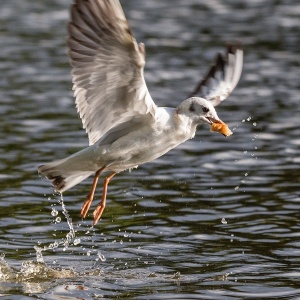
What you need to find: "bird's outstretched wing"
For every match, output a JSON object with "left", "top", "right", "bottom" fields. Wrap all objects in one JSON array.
[
  {"left": 190, "top": 43, "right": 243, "bottom": 107},
  {"left": 68, "top": 0, "right": 157, "bottom": 145}
]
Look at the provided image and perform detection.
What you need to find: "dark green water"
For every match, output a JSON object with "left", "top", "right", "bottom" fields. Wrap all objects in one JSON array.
[{"left": 0, "top": 0, "right": 299, "bottom": 299}]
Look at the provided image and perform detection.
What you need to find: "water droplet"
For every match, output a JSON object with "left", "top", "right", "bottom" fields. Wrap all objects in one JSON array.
[
  {"left": 244, "top": 151, "right": 247, "bottom": 154},
  {"left": 51, "top": 208, "right": 58, "bottom": 217},
  {"left": 247, "top": 116, "right": 251, "bottom": 121},
  {"left": 34, "top": 246, "right": 44, "bottom": 263},
  {"left": 73, "top": 238, "right": 80, "bottom": 245},
  {"left": 55, "top": 217, "right": 61, "bottom": 223},
  {"left": 172, "top": 271, "right": 181, "bottom": 279},
  {"left": 66, "top": 232, "right": 75, "bottom": 241},
  {"left": 120, "top": 240, "right": 123, "bottom": 245},
  {"left": 97, "top": 252, "right": 106, "bottom": 262},
  {"left": 234, "top": 186, "right": 239, "bottom": 190},
  {"left": 245, "top": 173, "right": 248, "bottom": 177},
  {"left": 253, "top": 122, "right": 257, "bottom": 126},
  {"left": 221, "top": 218, "right": 227, "bottom": 224}
]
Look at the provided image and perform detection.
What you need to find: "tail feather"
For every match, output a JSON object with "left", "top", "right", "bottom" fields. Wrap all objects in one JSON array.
[
  {"left": 38, "top": 145, "right": 107, "bottom": 192},
  {"left": 38, "top": 157, "right": 95, "bottom": 193},
  {"left": 46, "top": 171, "right": 66, "bottom": 191}
]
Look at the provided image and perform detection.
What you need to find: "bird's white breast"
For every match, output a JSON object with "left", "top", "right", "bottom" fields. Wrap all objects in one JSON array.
[{"left": 95, "top": 107, "right": 195, "bottom": 172}]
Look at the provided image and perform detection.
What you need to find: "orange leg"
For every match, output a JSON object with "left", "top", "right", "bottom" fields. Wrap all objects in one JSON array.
[
  {"left": 92, "top": 172, "right": 116, "bottom": 225},
  {"left": 80, "top": 166, "right": 106, "bottom": 219}
]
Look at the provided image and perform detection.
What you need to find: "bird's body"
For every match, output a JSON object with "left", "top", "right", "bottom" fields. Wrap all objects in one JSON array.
[
  {"left": 38, "top": 0, "right": 243, "bottom": 225},
  {"left": 39, "top": 103, "right": 213, "bottom": 191}
]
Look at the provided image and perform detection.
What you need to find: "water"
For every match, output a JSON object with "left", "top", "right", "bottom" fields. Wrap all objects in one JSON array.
[{"left": 0, "top": 0, "right": 300, "bottom": 298}]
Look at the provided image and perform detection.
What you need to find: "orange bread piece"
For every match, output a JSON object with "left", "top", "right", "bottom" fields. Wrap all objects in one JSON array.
[{"left": 210, "top": 120, "right": 233, "bottom": 137}]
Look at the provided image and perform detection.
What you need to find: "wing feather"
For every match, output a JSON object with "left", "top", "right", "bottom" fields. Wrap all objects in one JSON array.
[
  {"left": 190, "top": 43, "right": 243, "bottom": 106},
  {"left": 68, "top": 0, "right": 157, "bottom": 145}
]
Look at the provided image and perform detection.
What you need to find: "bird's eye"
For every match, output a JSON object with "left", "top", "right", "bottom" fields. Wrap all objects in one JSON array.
[{"left": 202, "top": 107, "right": 209, "bottom": 113}]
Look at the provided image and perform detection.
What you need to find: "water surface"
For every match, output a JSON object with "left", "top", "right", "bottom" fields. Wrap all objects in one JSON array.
[{"left": 0, "top": 0, "right": 299, "bottom": 299}]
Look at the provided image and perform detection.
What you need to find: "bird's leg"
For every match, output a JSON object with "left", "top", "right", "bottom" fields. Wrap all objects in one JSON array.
[
  {"left": 92, "top": 172, "right": 116, "bottom": 225},
  {"left": 80, "top": 166, "right": 106, "bottom": 219}
]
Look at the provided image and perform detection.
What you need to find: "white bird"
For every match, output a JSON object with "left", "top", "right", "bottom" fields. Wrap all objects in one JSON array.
[{"left": 38, "top": 0, "right": 243, "bottom": 225}]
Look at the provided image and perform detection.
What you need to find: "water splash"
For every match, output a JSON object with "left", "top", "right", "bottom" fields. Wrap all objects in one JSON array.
[
  {"left": 0, "top": 194, "right": 86, "bottom": 285},
  {"left": 34, "top": 194, "right": 77, "bottom": 263},
  {"left": 58, "top": 194, "right": 76, "bottom": 249},
  {"left": 0, "top": 193, "right": 108, "bottom": 287},
  {"left": 34, "top": 246, "right": 44, "bottom": 263},
  {"left": 0, "top": 254, "right": 75, "bottom": 284},
  {"left": 0, "top": 254, "right": 17, "bottom": 282}
]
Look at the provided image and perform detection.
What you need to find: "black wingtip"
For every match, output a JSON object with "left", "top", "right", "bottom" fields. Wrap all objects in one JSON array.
[{"left": 189, "top": 41, "right": 243, "bottom": 99}]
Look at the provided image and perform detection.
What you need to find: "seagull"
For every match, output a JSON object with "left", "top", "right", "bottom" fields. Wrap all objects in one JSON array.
[{"left": 38, "top": 0, "right": 243, "bottom": 225}]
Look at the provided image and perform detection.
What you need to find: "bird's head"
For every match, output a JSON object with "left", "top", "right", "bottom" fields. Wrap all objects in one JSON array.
[
  {"left": 176, "top": 97, "right": 232, "bottom": 137},
  {"left": 176, "top": 97, "right": 219, "bottom": 125}
]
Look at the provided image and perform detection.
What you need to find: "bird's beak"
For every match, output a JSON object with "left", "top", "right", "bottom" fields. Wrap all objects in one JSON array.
[
  {"left": 208, "top": 118, "right": 233, "bottom": 137},
  {"left": 202, "top": 116, "right": 216, "bottom": 125},
  {"left": 206, "top": 116, "right": 219, "bottom": 124}
]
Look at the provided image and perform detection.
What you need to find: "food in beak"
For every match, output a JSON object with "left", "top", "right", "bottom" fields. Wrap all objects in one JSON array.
[{"left": 210, "top": 120, "right": 233, "bottom": 137}]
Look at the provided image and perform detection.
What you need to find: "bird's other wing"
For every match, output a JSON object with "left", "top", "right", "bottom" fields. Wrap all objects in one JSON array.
[
  {"left": 68, "top": 0, "right": 157, "bottom": 145},
  {"left": 189, "top": 43, "right": 243, "bottom": 107}
]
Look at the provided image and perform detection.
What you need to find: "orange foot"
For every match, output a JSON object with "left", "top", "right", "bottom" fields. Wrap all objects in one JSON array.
[
  {"left": 80, "top": 195, "right": 93, "bottom": 219},
  {"left": 92, "top": 204, "right": 105, "bottom": 225}
]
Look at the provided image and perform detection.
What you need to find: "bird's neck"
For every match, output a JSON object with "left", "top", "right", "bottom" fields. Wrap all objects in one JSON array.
[{"left": 173, "top": 109, "right": 197, "bottom": 139}]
